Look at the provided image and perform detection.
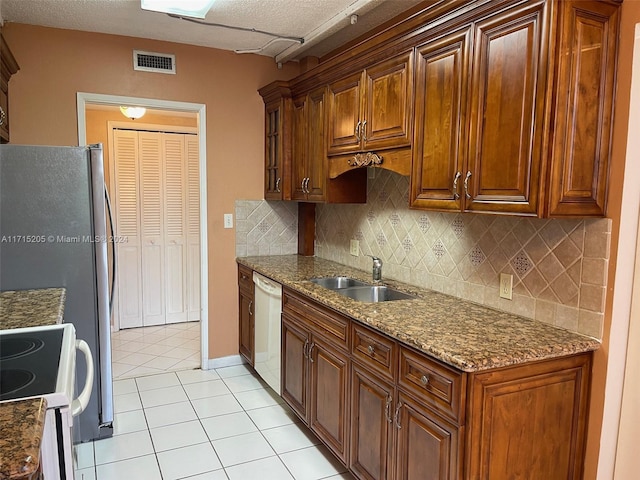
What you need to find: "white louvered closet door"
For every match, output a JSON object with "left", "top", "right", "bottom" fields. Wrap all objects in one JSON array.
[
  {"left": 113, "top": 129, "right": 200, "bottom": 328},
  {"left": 186, "top": 136, "right": 201, "bottom": 321},
  {"left": 113, "top": 130, "right": 144, "bottom": 329},
  {"left": 163, "top": 133, "right": 188, "bottom": 324},
  {"left": 139, "top": 132, "right": 165, "bottom": 326}
]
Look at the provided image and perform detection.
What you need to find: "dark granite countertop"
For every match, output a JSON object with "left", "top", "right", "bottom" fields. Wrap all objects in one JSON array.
[
  {"left": 0, "top": 288, "right": 66, "bottom": 330},
  {"left": 0, "top": 398, "right": 47, "bottom": 480},
  {"left": 237, "top": 255, "right": 600, "bottom": 372}
]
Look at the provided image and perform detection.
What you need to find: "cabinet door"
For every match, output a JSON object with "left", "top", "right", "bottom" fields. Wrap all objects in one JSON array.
[
  {"left": 327, "top": 71, "right": 363, "bottom": 155},
  {"left": 282, "top": 315, "right": 310, "bottom": 421},
  {"left": 350, "top": 363, "right": 395, "bottom": 480},
  {"left": 363, "top": 51, "right": 413, "bottom": 151},
  {"left": 466, "top": 1, "right": 548, "bottom": 214},
  {"left": 306, "top": 87, "right": 327, "bottom": 201},
  {"left": 410, "top": 27, "right": 471, "bottom": 211},
  {"left": 264, "top": 101, "right": 284, "bottom": 200},
  {"left": 291, "top": 96, "right": 308, "bottom": 200},
  {"left": 394, "top": 392, "right": 460, "bottom": 480},
  {"left": 466, "top": 355, "right": 591, "bottom": 480},
  {"left": 547, "top": 0, "right": 619, "bottom": 217},
  {"left": 238, "top": 288, "right": 254, "bottom": 365},
  {"left": 309, "top": 335, "right": 350, "bottom": 463}
]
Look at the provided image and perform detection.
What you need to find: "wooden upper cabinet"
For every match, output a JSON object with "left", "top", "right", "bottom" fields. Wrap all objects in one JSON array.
[
  {"left": 411, "top": 27, "right": 472, "bottom": 211},
  {"left": 327, "top": 51, "right": 413, "bottom": 156},
  {"left": 466, "top": 0, "right": 548, "bottom": 215},
  {"left": 0, "top": 33, "right": 19, "bottom": 144},
  {"left": 258, "top": 82, "right": 292, "bottom": 200},
  {"left": 291, "top": 95, "right": 308, "bottom": 200},
  {"left": 547, "top": 0, "right": 619, "bottom": 217},
  {"left": 292, "top": 87, "right": 328, "bottom": 201}
]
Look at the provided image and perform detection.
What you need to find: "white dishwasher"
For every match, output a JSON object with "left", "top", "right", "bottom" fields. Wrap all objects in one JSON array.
[{"left": 252, "top": 272, "right": 282, "bottom": 394}]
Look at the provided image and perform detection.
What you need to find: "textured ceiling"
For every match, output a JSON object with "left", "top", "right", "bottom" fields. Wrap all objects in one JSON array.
[{"left": 0, "top": 0, "right": 425, "bottom": 62}]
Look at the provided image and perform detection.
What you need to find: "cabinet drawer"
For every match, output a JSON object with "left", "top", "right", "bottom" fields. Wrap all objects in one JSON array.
[
  {"left": 351, "top": 323, "right": 397, "bottom": 381},
  {"left": 283, "top": 290, "right": 349, "bottom": 349},
  {"left": 238, "top": 265, "right": 253, "bottom": 292},
  {"left": 399, "top": 347, "right": 464, "bottom": 424}
]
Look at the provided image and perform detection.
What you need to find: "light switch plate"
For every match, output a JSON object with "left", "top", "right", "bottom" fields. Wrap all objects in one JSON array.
[
  {"left": 499, "top": 273, "right": 513, "bottom": 300},
  {"left": 350, "top": 239, "right": 359, "bottom": 256},
  {"left": 223, "top": 213, "right": 233, "bottom": 229}
]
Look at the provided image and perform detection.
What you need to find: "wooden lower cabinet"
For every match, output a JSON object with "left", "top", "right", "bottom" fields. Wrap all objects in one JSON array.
[
  {"left": 281, "top": 312, "right": 350, "bottom": 463},
  {"left": 280, "top": 288, "right": 592, "bottom": 480},
  {"left": 350, "top": 363, "right": 395, "bottom": 480},
  {"left": 237, "top": 266, "right": 254, "bottom": 365},
  {"left": 395, "top": 390, "right": 461, "bottom": 480}
]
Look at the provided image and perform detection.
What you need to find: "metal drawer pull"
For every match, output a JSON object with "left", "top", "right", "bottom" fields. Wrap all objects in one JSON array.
[
  {"left": 308, "top": 342, "right": 315, "bottom": 362},
  {"left": 248, "top": 301, "right": 253, "bottom": 316},
  {"left": 452, "top": 171, "right": 461, "bottom": 200},
  {"left": 420, "top": 374, "right": 430, "bottom": 386},
  {"left": 385, "top": 395, "right": 393, "bottom": 424},
  {"left": 394, "top": 401, "right": 403, "bottom": 429},
  {"left": 464, "top": 171, "right": 472, "bottom": 199},
  {"left": 275, "top": 177, "right": 281, "bottom": 193},
  {"left": 367, "top": 345, "right": 375, "bottom": 355}
]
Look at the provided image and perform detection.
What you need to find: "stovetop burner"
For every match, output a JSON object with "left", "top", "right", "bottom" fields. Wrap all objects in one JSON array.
[
  {"left": 0, "top": 369, "right": 36, "bottom": 396},
  {"left": 0, "top": 337, "right": 45, "bottom": 360},
  {"left": 0, "top": 327, "right": 63, "bottom": 401}
]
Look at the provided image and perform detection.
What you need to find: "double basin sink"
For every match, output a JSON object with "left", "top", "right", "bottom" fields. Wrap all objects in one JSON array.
[{"left": 310, "top": 276, "right": 416, "bottom": 303}]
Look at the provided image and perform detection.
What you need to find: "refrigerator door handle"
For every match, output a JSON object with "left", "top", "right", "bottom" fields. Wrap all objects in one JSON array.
[{"left": 104, "top": 187, "right": 117, "bottom": 313}]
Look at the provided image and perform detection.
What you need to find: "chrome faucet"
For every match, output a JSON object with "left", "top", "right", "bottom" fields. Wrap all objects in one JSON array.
[{"left": 369, "top": 256, "right": 383, "bottom": 283}]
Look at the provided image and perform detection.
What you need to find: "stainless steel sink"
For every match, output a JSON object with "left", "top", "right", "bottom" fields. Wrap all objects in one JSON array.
[
  {"left": 310, "top": 276, "right": 369, "bottom": 289},
  {"left": 336, "top": 285, "right": 416, "bottom": 302},
  {"left": 310, "top": 276, "right": 416, "bottom": 302}
]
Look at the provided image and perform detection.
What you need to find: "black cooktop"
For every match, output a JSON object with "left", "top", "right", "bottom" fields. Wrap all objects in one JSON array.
[{"left": 0, "top": 328, "right": 63, "bottom": 401}]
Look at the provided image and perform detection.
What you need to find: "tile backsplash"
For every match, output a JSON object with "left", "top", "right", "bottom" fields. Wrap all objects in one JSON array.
[
  {"left": 235, "top": 169, "right": 611, "bottom": 340},
  {"left": 315, "top": 169, "right": 611, "bottom": 340},
  {"left": 235, "top": 200, "right": 298, "bottom": 257}
]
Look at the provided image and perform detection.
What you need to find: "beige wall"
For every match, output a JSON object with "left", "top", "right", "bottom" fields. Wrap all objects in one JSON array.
[{"left": 3, "top": 23, "right": 299, "bottom": 359}]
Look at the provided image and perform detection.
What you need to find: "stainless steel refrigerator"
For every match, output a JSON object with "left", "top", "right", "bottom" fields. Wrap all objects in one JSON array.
[{"left": 0, "top": 144, "right": 114, "bottom": 442}]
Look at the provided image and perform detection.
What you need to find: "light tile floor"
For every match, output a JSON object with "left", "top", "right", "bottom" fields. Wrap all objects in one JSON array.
[
  {"left": 111, "top": 322, "right": 201, "bottom": 380},
  {"left": 75, "top": 365, "right": 355, "bottom": 480}
]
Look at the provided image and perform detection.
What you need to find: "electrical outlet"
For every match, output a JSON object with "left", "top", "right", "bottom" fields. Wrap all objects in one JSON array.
[
  {"left": 499, "top": 273, "right": 513, "bottom": 300},
  {"left": 223, "top": 213, "right": 233, "bottom": 229},
  {"left": 350, "top": 239, "right": 360, "bottom": 256}
]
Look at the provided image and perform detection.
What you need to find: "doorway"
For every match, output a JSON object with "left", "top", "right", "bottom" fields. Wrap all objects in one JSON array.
[{"left": 77, "top": 92, "right": 209, "bottom": 371}]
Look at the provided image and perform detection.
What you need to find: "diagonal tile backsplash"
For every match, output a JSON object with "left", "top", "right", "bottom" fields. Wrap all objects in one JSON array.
[
  {"left": 315, "top": 169, "right": 611, "bottom": 340},
  {"left": 235, "top": 200, "right": 298, "bottom": 257}
]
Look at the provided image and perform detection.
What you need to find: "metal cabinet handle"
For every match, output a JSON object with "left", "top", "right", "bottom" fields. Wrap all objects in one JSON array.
[
  {"left": 275, "top": 177, "right": 281, "bottom": 193},
  {"left": 385, "top": 395, "right": 393, "bottom": 424},
  {"left": 248, "top": 300, "right": 253, "bottom": 316},
  {"left": 303, "top": 339, "right": 309, "bottom": 358},
  {"left": 452, "top": 171, "right": 462, "bottom": 200},
  {"left": 420, "top": 374, "right": 430, "bottom": 386},
  {"left": 355, "top": 121, "right": 361, "bottom": 141},
  {"left": 362, "top": 120, "right": 367, "bottom": 141},
  {"left": 464, "top": 171, "right": 472, "bottom": 199},
  {"left": 301, "top": 178, "right": 306, "bottom": 193},
  {"left": 304, "top": 177, "right": 310, "bottom": 194},
  {"left": 367, "top": 345, "right": 375, "bottom": 355},
  {"left": 394, "top": 401, "right": 403, "bottom": 429},
  {"left": 308, "top": 342, "right": 315, "bottom": 362},
  {"left": 0, "top": 106, "right": 5, "bottom": 127}
]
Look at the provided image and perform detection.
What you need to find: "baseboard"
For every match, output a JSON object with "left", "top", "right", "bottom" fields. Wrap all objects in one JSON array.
[{"left": 206, "top": 354, "right": 246, "bottom": 369}]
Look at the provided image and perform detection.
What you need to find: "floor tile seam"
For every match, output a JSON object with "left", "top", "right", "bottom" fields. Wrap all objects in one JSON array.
[{"left": 93, "top": 448, "right": 157, "bottom": 467}]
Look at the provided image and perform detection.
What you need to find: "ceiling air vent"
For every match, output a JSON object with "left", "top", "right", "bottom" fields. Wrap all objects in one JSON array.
[{"left": 133, "top": 50, "right": 176, "bottom": 74}]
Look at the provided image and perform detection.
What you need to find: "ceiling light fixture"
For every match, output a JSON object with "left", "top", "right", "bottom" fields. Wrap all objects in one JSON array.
[
  {"left": 120, "top": 106, "right": 147, "bottom": 120},
  {"left": 141, "top": 0, "right": 216, "bottom": 19}
]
